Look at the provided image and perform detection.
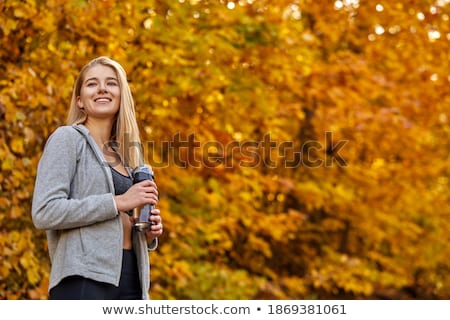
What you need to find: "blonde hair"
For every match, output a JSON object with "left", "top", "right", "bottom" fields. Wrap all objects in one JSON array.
[{"left": 66, "top": 56, "right": 143, "bottom": 168}]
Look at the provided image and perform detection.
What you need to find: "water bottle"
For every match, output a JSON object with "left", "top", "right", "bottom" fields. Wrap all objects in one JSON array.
[{"left": 132, "top": 165, "right": 154, "bottom": 232}]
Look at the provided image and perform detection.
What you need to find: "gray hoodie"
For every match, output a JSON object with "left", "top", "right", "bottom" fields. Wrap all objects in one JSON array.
[{"left": 32, "top": 124, "right": 156, "bottom": 299}]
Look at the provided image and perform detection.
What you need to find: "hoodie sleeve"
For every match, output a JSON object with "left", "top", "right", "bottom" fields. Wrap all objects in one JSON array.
[{"left": 31, "top": 126, "right": 118, "bottom": 230}]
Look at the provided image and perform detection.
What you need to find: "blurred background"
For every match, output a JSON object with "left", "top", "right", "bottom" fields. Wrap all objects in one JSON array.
[{"left": 0, "top": 0, "right": 449, "bottom": 299}]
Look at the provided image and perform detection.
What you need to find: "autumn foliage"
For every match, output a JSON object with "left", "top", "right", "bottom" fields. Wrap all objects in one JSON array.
[{"left": 1, "top": 0, "right": 449, "bottom": 299}]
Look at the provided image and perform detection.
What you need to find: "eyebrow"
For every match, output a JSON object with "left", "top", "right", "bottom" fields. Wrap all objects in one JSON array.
[{"left": 84, "top": 76, "right": 118, "bottom": 83}]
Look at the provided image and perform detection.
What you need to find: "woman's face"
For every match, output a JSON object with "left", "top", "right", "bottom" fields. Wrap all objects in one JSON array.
[{"left": 77, "top": 64, "right": 121, "bottom": 121}]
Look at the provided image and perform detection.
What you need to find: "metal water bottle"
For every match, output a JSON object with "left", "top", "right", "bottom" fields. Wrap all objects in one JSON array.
[{"left": 132, "top": 165, "right": 154, "bottom": 232}]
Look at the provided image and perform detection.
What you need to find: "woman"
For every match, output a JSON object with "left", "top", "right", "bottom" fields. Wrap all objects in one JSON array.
[{"left": 32, "top": 56, "right": 162, "bottom": 299}]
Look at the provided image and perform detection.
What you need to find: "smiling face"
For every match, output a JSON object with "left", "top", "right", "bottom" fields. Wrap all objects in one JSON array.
[{"left": 76, "top": 64, "right": 121, "bottom": 122}]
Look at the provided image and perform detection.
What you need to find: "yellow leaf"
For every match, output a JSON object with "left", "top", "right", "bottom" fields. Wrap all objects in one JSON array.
[
  {"left": 10, "top": 138, "right": 24, "bottom": 154},
  {"left": 1, "top": 157, "right": 14, "bottom": 171},
  {"left": 11, "top": 206, "right": 23, "bottom": 219}
]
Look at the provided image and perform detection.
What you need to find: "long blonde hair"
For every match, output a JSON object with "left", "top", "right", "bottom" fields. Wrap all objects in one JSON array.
[{"left": 66, "top": 56, "right": 143, "bottom": 168}]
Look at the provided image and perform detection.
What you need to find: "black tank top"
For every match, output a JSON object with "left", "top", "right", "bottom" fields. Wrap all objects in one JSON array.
[{"left": 110, "top": 167, "right": 132, "bottom": 195}]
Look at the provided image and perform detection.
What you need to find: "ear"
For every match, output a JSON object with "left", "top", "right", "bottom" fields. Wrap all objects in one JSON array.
[{"left": 76, "top": 96, "right": 84, "bottom": 109}]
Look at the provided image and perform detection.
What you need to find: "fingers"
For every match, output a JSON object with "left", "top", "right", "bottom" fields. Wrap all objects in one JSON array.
[
  {"left": 136, "top": 179, "right": 158, "bottom": 189},
  {"left": 148, "top": 209, "right": 163, "bottom": 236},
  {"left": 134, "top": 181, "right": 159, "bottom": 205},
  {"left": 149, "top": 209, "right": 161, "bottom": 223},
  {"left": 150, "top": 208, "right": 160, "bottom": 216},
  {"left": 150, "top": 223, "right": 163, "bottom": 235}
]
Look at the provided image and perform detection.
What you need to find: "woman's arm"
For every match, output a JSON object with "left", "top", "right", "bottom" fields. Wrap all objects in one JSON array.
[{"left": 31, "top": 126, "right": 118, "bottom": 230}]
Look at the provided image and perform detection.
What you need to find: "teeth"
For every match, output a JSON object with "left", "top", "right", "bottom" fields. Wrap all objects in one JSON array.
[{"left": 95, "top": 98, "right": 110, "bottom": 102}]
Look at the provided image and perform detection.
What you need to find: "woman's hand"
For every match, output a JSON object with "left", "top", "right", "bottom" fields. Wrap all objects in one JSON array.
[
  {"left": 145, "top": 208, "right": 163, "bottom": 242},
  {"left": 114, "top": 180, "right": 158, "bottom": 213}
]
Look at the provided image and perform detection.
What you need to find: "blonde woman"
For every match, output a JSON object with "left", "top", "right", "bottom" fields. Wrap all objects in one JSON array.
[{"left": 32, "top": 56, "right": 162, "bottom": 299}]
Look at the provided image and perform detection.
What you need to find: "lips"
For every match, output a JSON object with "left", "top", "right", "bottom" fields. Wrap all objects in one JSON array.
[{"left": 94, "top": 97, "right": 112, "bottom": 103}]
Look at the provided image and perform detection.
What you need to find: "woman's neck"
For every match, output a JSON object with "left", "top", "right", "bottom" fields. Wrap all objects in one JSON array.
[{"left": 84, "top": 118, "right": 114, "bottom": 151}]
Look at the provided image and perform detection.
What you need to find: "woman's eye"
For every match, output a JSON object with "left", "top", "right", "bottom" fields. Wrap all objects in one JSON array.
[
  {"left": 87, "top": 82, "right": 97, "bottom": 87},
  {"left": 108, "top": 81, "right": 118, "bottom": 86}
]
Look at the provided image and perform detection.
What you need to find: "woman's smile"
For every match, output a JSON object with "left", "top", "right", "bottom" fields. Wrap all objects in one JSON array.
[{"left": 77, "top": 64, "right": 121, "bottom": 120}]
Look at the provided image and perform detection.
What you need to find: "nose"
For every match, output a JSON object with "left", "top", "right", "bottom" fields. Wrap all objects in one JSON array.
[{"left": 98, "top": 82, "right": 108, "bottom": 93}]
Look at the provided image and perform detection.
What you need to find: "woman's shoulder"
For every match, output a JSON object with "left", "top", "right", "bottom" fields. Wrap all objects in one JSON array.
[
  {"left": 51, "top": 125, "right": 88, "bottom": 137},
  {"left": 46, "top": 125, "right": 85, "bottom": 146}
]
